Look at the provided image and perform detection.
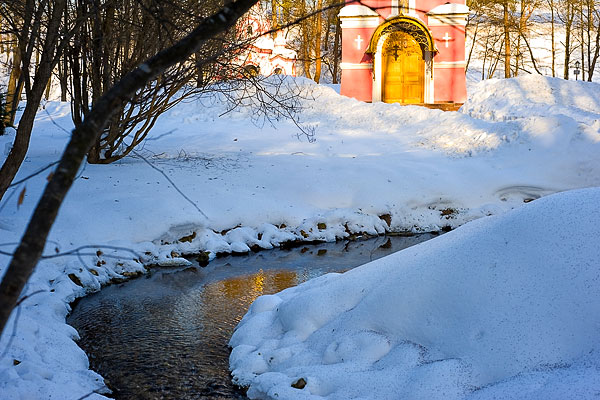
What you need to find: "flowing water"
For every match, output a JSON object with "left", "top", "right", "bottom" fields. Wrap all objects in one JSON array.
[{"left": 68, "top": 234, "right": 436, "bottom": 399}]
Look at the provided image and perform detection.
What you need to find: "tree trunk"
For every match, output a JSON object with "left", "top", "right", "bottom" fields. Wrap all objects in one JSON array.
[
  {"left": 481, "top": 33, "right": 489, "bottom": 80},
  {"left": 503, "top": 0, "right": 511, "bottom": 78},
  {"left": 580, "top": 0, "right": 585, "bottom": 80},
  {"left": 0, "top": 0, "right": 67, "bottom": 202},
  {"left": 5, "top": 40, "right": 24, "bottom": 127},
  {"left": 59, "top": 57, "right": 68, "bottom": 102},
  {"left": 59, "top": 0, "right": 69, "bottom": 102},
  {"left": 564, "top": 2, "right": 574, "bottom": 79},
  {"left": 0, "top": 92, "right": 42, "bottom": 195},
  {"left": 520, "top": 30, "right": 543, "bottom": 74},
  {"left": 549, "top": 0, "right": 555, "bottom": 77},
  {"left": 332, "top": 17, "right": 341, "bottom": 84},
  {"left": 303, "top": 24, "right": 312, "bottom": 80},
  {"left": 271, "top": 0, "right": 278, "bottom": 28},
  {"left": 489, "top": 37, "right": 504, "bottom": 79},
  {"left": 465, "top": 16, "right": 478, "bottom": 73},
  {"left": 45, "top": 75, "right": 52, "bottom": 100},
  {"left": 0, "top": 0, "right": 259, "bottom": 340},
  {"left": 0, "top": 14, "right": 4, "bottom": 55},
  {"left": 586, "top": 0, "right": 591, "bottom": 79},
  {"left": 514, "top": 0, "right": 523, "bottom": 76},
  {"left": 313, "top": 0, "right": 323, "bottom": 83},
  {"left": 588, "top": 8, "right": 600, "bottom": 81}
]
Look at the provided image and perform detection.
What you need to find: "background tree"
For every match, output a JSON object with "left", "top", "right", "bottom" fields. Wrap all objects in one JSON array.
[
  {"left": 0, "top": 0, "right": 261, "bottom": 340},
  {"left": 269, "top": 0, "right": 343, "bottom": 83},
  {"left": 560, "top": 0, "right": 577, "bottom": 79},
  {"left": 0, "top": 0, "right": 79, "bottom": 201},
  {"left": 0, "top": 0, "right": 342, "bottom": 337},
  {"left": 587, "top": 1, "right": 600, "bottom": 80},
  {"left": 67, "top": 0, "right": 234, "bottom": 163},
  {"left": 467, "top": 0, "right": 600, "bottom": 79}
]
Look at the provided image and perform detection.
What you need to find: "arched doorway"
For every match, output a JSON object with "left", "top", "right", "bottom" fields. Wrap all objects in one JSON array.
[
  {"left": 367, "top": 16, "right": 437, "bottom": 104},
  {"left": 382, "top": 31, "right": 424, "bottom": 103}
]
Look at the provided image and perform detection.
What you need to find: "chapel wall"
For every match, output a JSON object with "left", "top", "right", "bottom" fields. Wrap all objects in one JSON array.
[{"left": 339, "top": 0, "right": 468, "bottom": 104}]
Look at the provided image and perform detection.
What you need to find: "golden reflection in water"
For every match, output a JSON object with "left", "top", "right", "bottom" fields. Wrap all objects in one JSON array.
[
  {"left": 220, "top": 269, "right": 298, "bottom": 301},
  {"left": 199, "top": 269, "right": 299, "bottom": 328},
  {"left": 272, "top": 271, "right": 297, "bottom": 291}
]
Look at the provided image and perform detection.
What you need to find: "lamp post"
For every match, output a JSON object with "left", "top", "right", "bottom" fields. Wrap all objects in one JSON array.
[{"left": 574, "top": 61, "right": 581, "bottom": 81}]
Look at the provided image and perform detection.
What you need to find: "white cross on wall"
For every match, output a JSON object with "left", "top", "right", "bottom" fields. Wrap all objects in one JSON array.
[
  {"left": 442, "top": 32, "right": 452, "bottom": 48},
  {"left": 355, "top": 35, "right": 364, "bottom": 49}
]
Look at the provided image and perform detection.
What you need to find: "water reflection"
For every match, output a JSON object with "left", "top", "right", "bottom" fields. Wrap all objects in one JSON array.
[
  {"left": 67, "top": 234, "right": 435, "bottom": 399},
  {"left": 220, "top": 269, "right": 297, "bottom": 300}
]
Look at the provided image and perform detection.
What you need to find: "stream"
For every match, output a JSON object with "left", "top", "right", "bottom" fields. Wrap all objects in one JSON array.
[{"left": 67, "top": 234, "right": 436, "bottom": 399}]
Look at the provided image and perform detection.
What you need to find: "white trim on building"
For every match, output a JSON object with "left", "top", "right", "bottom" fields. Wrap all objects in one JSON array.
[
  {"left": 340, "top": 18, "right": 381, "bottom": 29},
  {"left": 434, "top": 61, "right": 467, "bottom": 68},
  {"left": 340, "top": 62, "right": 374, "bottom": 70}
]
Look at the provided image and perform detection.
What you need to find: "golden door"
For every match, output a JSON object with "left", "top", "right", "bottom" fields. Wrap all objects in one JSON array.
[{"left": 382, "top": 32, "right": 424, "bottom": 104}]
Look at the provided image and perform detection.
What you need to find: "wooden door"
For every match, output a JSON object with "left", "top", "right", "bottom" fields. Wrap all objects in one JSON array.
[{"left": 382, "top": 32, "right": 424, "bottom": 104}]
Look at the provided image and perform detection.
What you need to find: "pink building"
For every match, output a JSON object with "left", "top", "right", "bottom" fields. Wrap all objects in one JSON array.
[
  {"left": 340, "top": 0, "right": 468, "bottom": 105},
  {"left": 237, "top": 5, "right": 297, "bottom": 77}
]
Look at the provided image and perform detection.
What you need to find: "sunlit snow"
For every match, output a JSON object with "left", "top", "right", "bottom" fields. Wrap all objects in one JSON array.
[{"left": 0, "top": 75, "right": 599, "bottom": 399}]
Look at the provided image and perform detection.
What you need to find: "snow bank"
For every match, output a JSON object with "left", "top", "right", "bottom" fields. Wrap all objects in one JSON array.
[
  {"left": 0, "top": 75, "right": 599, "bottom": 398},
  {"left": 230, "top": 187, "right": 600, "bottom": 399}
]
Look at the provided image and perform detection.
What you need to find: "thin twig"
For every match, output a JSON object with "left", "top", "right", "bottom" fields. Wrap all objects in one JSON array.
[
  {"left": 0, "top": 305, "right": 20, "bottom": 361},
  {"left": 0, "top": 184, "right": 18, "bottom": 213},
  {"left": 0, "top": 244, "right": 140, "bottom": 260},
  {"left": 0, "top": 287, "right": 46, "bottom": 361},
  {"left": 16, "top": 289, "right": 46, "bottom": 307},
  {"left": 44, "top": 107, "right": 72, "bottom": 135},
  {"left": 8, "top": 161, "right": 60, "bottom": 188},
  {"left": 131, "top": 149, "right": 209, "bottom": 220}
]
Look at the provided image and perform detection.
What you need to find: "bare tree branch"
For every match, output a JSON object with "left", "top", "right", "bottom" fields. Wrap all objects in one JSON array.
[{"left": 0, "top": 0, "right": 259, "bottom": 338}]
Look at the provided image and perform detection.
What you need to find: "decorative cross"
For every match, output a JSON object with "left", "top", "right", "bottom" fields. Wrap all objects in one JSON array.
[
  {"left": 442, "top": 32, "right": 452, "bottom": 48},
  {"left": 355, "top": 35, "right": 364, "bottom": 49},
  {"left": 391, "top": 44, "right": 400, "bottom": 61}
]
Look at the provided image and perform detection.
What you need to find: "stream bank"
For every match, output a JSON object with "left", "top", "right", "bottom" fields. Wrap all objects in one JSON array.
[{"left": 68, "top": 234, "right": 435, "bottom": 399}]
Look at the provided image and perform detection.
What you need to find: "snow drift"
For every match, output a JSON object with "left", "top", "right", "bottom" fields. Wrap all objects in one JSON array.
[
  {"left": 230, "top": 187, "right": 600, "bottom": 399},
  {"left": 1, "top": 74, "right": 599, "bottom": 398}
]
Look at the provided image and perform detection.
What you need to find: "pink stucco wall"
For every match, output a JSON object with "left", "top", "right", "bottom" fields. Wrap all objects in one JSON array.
[
  {"left": 341, "top": 27, "right": 377, "bottom": 64},
  {"left": 356, "top": 0, "right": 393, "bottom": 18},
  {"left": 341, "top": 69, "right": 374, "bottom": 101},
  {"left": 340, "top": 0, "right": 468, "bottom": 104},
  {"left": 340, "top": 23, "right": 376, "bottom": 101},
  {"left": 433, "top": 67, "right": 467, "bottom": 103},
  {"left": 430, "top": 25, "right": 466, "bottom": 62}
]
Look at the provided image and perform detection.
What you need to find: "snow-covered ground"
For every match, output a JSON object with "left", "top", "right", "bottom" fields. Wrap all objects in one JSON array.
[
  {"left": 230, "top": 187, "right": 600, "bottom": 399},
  {"left": 0, "top": 75, "right": 599, "bottom": 398}
]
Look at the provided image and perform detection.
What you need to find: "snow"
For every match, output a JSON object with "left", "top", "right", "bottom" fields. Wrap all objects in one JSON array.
[
  {"left": 230, "top": 188, "right": 600, "bottom": 399},
  {"left": 338, "top": 5, "right": 379, "bottom": 18},
  {"left": 0, "top": 74, "right": 599, "bottom": 398},
  {"left": 427, "top": 3, "right": 470, "bottom": 15}
]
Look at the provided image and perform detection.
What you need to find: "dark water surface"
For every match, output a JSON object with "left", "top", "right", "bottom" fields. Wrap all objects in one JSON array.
[{"left": 67, "top": 234, "right": 435, "bottom": 399}]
